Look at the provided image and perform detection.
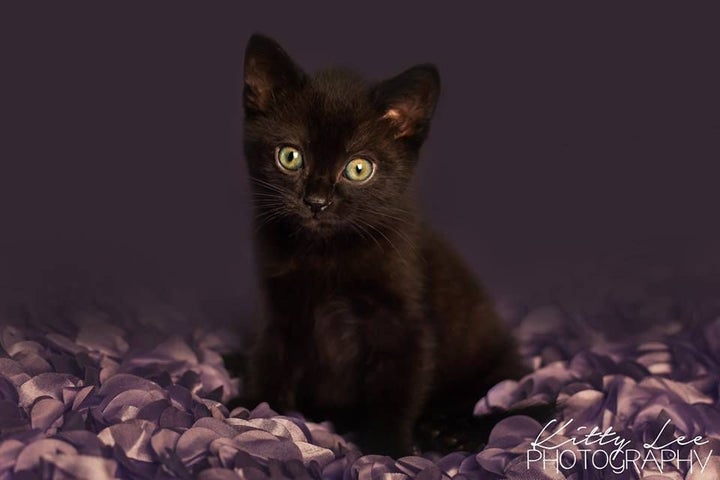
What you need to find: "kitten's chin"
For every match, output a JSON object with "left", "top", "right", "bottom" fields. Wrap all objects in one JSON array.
[{"left": 299, "top": 216, "right": 338, "bottom": 235}]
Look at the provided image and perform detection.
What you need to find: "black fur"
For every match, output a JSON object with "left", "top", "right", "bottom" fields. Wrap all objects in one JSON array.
[{"left": 237, "top": 34, "right": 529, "bottom": 456}]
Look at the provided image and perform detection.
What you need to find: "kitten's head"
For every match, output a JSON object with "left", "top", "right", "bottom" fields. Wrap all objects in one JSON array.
[{"left": 243, "top": 34, "right": 439, "bottom": 237}]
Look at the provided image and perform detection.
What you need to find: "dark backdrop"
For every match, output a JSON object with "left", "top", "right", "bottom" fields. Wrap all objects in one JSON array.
[{"left": 1, "top": 3, "right": 718, "bottom": 325}]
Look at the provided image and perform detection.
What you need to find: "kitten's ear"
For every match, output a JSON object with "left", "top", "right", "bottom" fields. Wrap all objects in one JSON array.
[
  {"left": 373, "top": 64, "right": 440, "bottom": 141},
  {"left": 243, "top": 34, "right": 305, "bottom": 115}
]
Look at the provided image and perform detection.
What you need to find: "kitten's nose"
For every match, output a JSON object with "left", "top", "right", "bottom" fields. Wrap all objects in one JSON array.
[{"left": 303, "top": 195, "right": 331, "bottom": 214}]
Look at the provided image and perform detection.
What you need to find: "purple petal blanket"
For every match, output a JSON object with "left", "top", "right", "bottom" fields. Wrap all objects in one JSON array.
[{"left": 1, "top": 299, "right": 719, "bottom": 480}]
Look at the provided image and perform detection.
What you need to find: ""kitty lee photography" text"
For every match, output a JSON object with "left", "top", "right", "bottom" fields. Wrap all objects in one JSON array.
[{"left": 526, "top": 418, "right": 714, "bottom": 475}]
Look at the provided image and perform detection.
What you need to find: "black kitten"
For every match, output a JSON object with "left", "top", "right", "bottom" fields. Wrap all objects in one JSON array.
[{"left": 239, "top": 34, "right": 528, "bottom": 456}]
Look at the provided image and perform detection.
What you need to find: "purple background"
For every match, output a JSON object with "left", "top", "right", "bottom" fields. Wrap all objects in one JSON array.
[{"left": 1, "top": 3, "right": 718, "bottom": 324}]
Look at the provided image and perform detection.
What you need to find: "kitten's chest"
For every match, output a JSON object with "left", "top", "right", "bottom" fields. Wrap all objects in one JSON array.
[
  {"left": 263, "top": 246, "right": 377, "bottom": 299},
  {"left": 264, "top": 262, "right": 367, "bottom": 328},
  {"left": 262, "top": 241, "right": 418, "bottom": 330},
  {"left": 264, "top": 257, "right": 381, "bottom": 363},
  {"left": 261, "top": 246, "right": 420, "bottom": 411},
  {"left": 267, "top": 273, "right": 367, "bottom": 410}
]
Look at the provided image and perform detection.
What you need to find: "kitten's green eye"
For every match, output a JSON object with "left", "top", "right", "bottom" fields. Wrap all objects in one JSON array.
[
  {"left": 276, "top": 146, "right": 304, "bottom": 171},
  {"left": 344, "top": 158, "right": 374, "bottom": 182}
]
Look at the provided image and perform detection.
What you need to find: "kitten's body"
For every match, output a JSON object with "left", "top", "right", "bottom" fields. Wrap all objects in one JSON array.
[{"left": 240, "top": 35, "right": 528, "bottom": 455}]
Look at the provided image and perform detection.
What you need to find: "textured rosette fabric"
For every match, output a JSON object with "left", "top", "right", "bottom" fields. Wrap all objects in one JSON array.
[
  {"left": 473, "top": 306, "right": 720, "bottom": 480},
  {"left": 1, "top": 299, "right": 720, "bottom": 479}
]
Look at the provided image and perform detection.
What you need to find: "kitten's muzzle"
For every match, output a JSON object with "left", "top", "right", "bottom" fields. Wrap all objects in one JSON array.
[{"left": 303, "top": 195, "right": 332, "bottom": 214}]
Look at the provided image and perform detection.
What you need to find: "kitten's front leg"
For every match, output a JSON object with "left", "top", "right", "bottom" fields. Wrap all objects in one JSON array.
[
  {"left": 246, "top": 325, "right": 297, "bottom": 412},
  {"left": 360, "top": 319, "right": 434, "bottom": 457}
]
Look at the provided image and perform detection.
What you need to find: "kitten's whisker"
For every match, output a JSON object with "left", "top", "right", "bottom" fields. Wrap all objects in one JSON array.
[
  {"left": 253, "top": 207, "right": 288, "bottom": 232},
  {"left": 290, "top": 224, "right": 304, "bottom": 239},
  {"left": 254, "top": 207, "right": 284, "bottom": 219},
  {"left": 254, "top": 213, "right": 281, "bottom": 228},
  {"left": 355, "top": 207, "right": 418, "bottom": 258},
  {"left": 251, "top": 196, "right": 285, "bottom": 204},
  {"left": 252, "top": 202, "right": 287, "bottom": 213},
  {"left": 254, "top": 216, "right": 283, "bottom": 233},
  {"left": 251, "top": 183, "right": 288, "bottom": 195},
  {"left": 254, "top": 205, "right": 286, "bottom": 219},
  {"left": 366, "top": 207, "right": 414, "bottom": 225},
  {"left": 357, "top": 219, "right": 408, "bottom": 263},
  {"left": 349, "top": 220, "right": 383, "bottom": 253},
  {"left": 248, "top": 176, "right": 294, "bottom": 196},
  {"left": 251, "top": 192, "right": 286, "bottom": 199},
  {"left": 252, "top": 201, "right": 287, "bottom": 210},
  {"left": 379, "top": 220, "right": 418, "bottom": 254}
]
